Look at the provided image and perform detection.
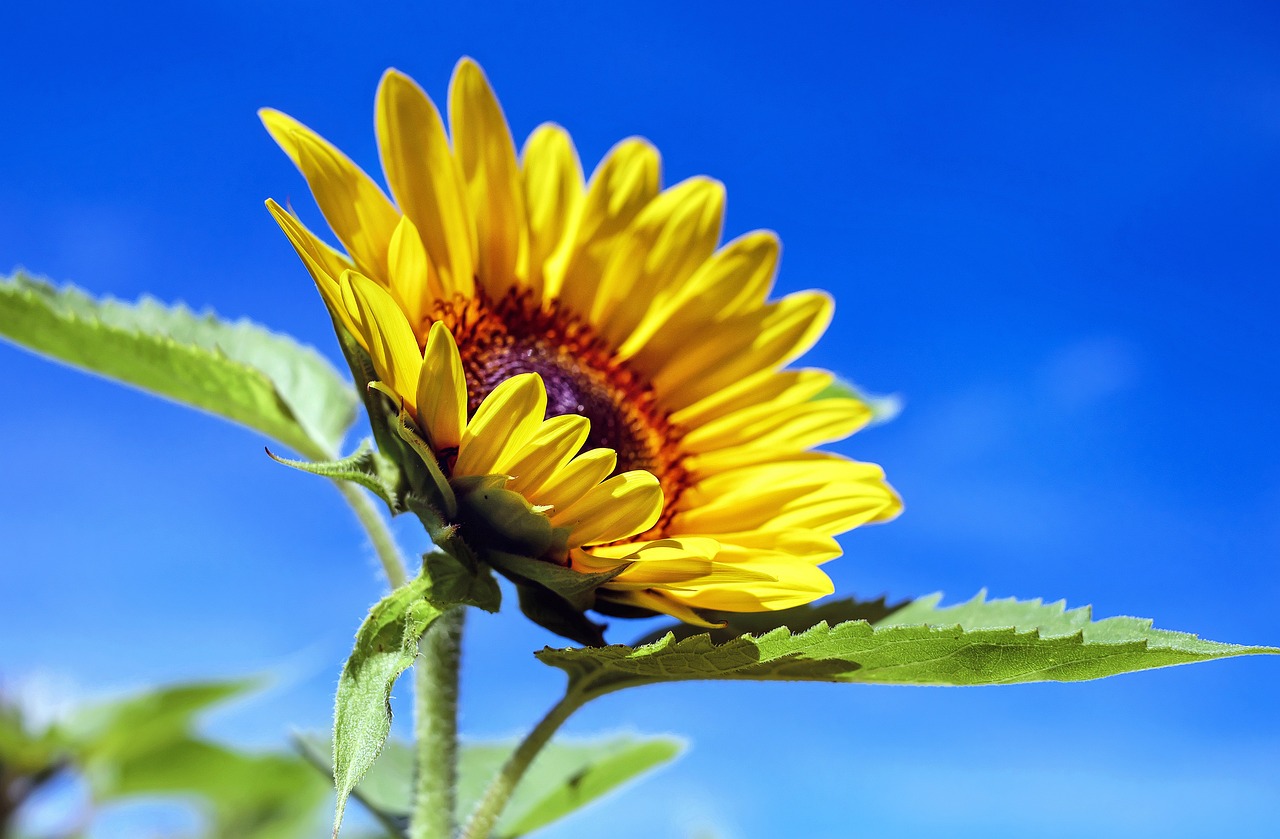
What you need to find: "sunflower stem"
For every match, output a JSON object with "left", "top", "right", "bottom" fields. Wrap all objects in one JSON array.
[
  {"left": 459, "top": 689, "right": 589, "bottom": 839},
  {"left": 333, "top": 481, "right": 408, "bottom": 589},
  {"left": 411, "top": 606, "right": 465, "bottom": 839}
]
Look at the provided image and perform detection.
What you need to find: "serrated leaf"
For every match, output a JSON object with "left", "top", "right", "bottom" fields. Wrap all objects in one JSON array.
[
  {"left": 299, "top": 732, "right": 681, "bottom": 839},
  {"left": 813, "top": 375, "right": 902, "bottom": 425},
  {"left": 0, "top": 272, "right": 357, "bottom": 458},
  {"left": 268, "top": 439, "right": 402, "bottom": 512},
  {"left": 538, "top": 591, "right": 1278, "bottom": 695}
]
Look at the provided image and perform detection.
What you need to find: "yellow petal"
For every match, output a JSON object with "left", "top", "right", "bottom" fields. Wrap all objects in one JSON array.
[
  {"left": 417, "top": 322, "right": 467, "bottom": 450},
  {"left": 340, "top": 271, "right": 422, "bottom": 405},
  {"left": 660, "top": 560, "right": 835, "bottom": 612},
  {"left": 454, "top": 372, "right": 546, "bottom": 477},
  {"left": 595, "top": 589, "right": 724, "bottom": 628},
  {"left": 260, "top": 109, "right": 399, "bottom": 283},
  {"left": 705, "top": 529, "right": 842, "bottom": 564},
  {"left": 594, "top": 177, "right": 725, "bottom": 346},
  {"left": 672, "top": 457, "right": 901, "bottom": 537},
  {"left": 265, "top": 199, "right": 353, "bottom": 330},
  {"left": 550, "top": 470, "right": 663, "bottom": 548},
  {"left": 682, "top": 455, "right": 888, "bottom": 507},
  {"left": 534, "top": 448, "right": 618, "bottom": 513},
  {"left": 387, "top": 215, "right": 441, "bottom": 330},
  {"left": 375, "top": 69, "right": 476, "bottom": 297},
  {"left": 682, "top": 397, "right": 872, "bottom": 455},
  {"left": 449, "top": 58, "right": 528, "bottom": 298},
  {"left": 671, "top": 368, "right": 832, "bottom": 429},
  {"left": 623, "top": 230, "right": 780, "bottom": 367},
  {"left": 521, "top": 123, "right": 584, "bottom": 301},
  {"left": 549, "top": 137, "right": 660, "bottom": 308},
  {"left": 582, "top": 536, "right": 721, "bottom": 563},
  {"left": 652, "top": 291, "right": 834, "bottom": 411},
  {"left": 504, "top": 414, "right": 591, "bottom": 496}
]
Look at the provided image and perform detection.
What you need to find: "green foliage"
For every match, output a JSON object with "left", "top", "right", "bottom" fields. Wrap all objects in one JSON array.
[
  {"left": 299, "top": 733, "right": 682, "bottom": 839},
  {"left": 332, "top": 569, "right": 445, "bottom": 835},
  {"left": 1, "top": 678, "right": 325, "bottom": 839},
  {"left": 0, "top": 272, "right": 357, "bottom": 458},
  {"left": 487, "top": 735, "right": 684, "bottom": 838},
  {"left": 97, "top": 738, "right": 327, "bottom": 839},
  {"left": 330, "top": 549, "right": 499, "bottom": 836},
  {"left": 539, "top": 592, "right": 1278, "bottom": 697}
]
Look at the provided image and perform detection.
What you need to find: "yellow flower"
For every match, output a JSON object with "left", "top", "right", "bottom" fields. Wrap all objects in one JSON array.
[{"left": 262, "top": 58, "right": 901, "bottom": 628}]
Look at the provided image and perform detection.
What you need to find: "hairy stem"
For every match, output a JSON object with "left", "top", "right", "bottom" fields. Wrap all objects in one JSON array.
[
  {"left": 333, "top": 481, "right": 407, "bottom": 589},
  {"left": 459, "top": 690, "right": 589, "bottom": 839},
  {"left": 410, "top": 607, "right": 466, "bottom": 839}
]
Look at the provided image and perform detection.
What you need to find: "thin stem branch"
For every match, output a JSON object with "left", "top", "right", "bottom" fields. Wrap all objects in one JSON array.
[
  {"left": 333, "top": 481, "right": 408, "bottom": 589},
  {"left": 459, "top": 690, "right": 590, "bottom": 839},
  {"left": 411, "top": 607, "right": 466, "bottom": 839}
]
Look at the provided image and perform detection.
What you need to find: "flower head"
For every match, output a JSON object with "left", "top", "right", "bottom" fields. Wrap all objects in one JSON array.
[{"left": 263, "top": 58, "right": 901, "bottom": 632}]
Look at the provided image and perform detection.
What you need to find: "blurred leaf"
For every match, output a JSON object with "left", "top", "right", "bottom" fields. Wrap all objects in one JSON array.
[
  {"left": 66, "top": 680, "right": 255, "bottom": 769},
  {"left": 492, "top": 735, "right": 683, "bottom": 838},
  {"left": 101, "top": 738, "right": 327, "bottom": 839},
  {"left": 812, "top": 376, "right": 902, "bottom": 425},
  {"left": 299, "top": 733, "right": 681, "bottom": 839},
  {"left": 0, "top": 272, "right": 357, "bottom": 458},
  {"left": 539, "top": 592, "right": 1278, "bottom": 695},
  {"left": 0, "top": 699, "right": 65, "bottom": 775}
]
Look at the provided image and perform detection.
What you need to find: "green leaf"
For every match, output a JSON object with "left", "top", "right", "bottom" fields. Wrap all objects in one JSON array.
[
  {"left": 100, "top": 738, "right": 328, "bottom": 839},
  {"left": 538, "top": 591, "right": 1278, "bottom": 696},
  {"left": 0, "top": 697, "right": 66, "bottom": 776},
  {"left": 0, "top": 272, "right": 357, "bottom": 458},
  {"left": 490, "top": 735, "right": 684, "bottom": 839},
  {"left": 330, "top": 545, "right": 497, "bottom": 836},
  {"left": 298, "top": 733, "right": 682, "bottom": 839},
  {"left": 268, "top": 439, "right": 402, "bottom": 512},
  {"left": 332, "top": 566, "right": 446, "bottom": 836},
  {"left": 813, "top": 375, "right": 902, "bottom": 426},
  {"left": 66, "top": 679, "right": 256, "bottom": 768}
]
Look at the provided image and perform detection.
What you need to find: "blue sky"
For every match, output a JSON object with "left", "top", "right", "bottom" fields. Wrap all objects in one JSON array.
[{"left": 2, "top": 2, "right": 1279, "bottom": 837}]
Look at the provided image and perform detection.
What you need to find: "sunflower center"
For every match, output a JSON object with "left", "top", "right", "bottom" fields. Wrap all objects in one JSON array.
[
  {"left": 433, "top": 289, "right": 676, "bottom": 478},
  {"left": 470, "top": 337, "right": 657, "bottom": 473}
]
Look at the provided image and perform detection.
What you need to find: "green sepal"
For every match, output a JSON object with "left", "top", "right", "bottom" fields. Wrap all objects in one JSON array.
[
  {"left": 330, "top": 318, "right": 415, "bottom": 500},
  {"left": 402, "top": 496, "right": 502, "bottom": 614},
  {"left": 454, "top": 477, "right": 567, "bottom": 559},
  {"left": 383, "top": 393, "right": 457, "bottom": 519},
  {"left": 516, "top": 583, "right": 610, "bottom": 648},
  {"left": 267, "top": 439, "right": 403, "bottom": 513},
  {"left": 632, "top": 594, "right": 911, "bottom": 645},
  {"left": 424, "top": 543, "right": 502, "bottom": 614},
  {"left": 487, "top": 551, "right": 627, "bottom": 612},
  {"left": 813, "top": 375, "right": 902, "bottom": 426}
]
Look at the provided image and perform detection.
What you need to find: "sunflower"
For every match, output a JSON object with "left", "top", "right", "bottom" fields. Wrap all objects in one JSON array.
[{"left": 262, "top": 58, "right": 901, "bottom": 630}]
